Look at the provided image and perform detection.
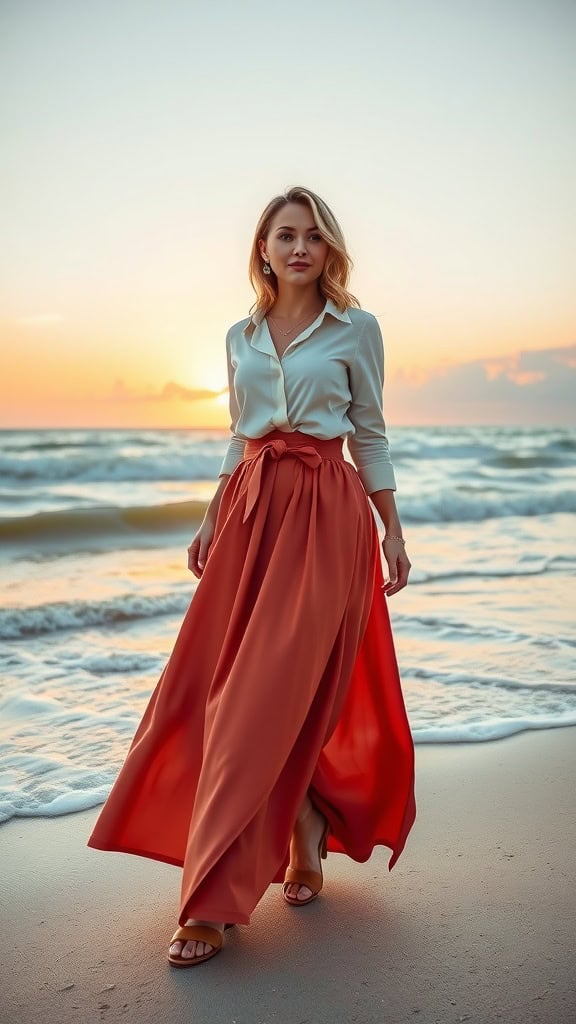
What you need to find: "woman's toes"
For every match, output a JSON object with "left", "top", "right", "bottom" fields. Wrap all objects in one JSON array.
[
  {"left": 181, "top": 940, "right": 213, "bottom": 959},
  {"left": 169, "top": 939, "right": 214, "bottom": 959},
  {"left": 285, "top": 882, "right": 312, "bottom": 901},
  {"left": 296, "top": 885, "right": 312, "bottom": 901}
]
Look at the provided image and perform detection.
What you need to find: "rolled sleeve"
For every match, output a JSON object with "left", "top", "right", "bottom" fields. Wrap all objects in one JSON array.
[
  {"left": 346, "top": 314, "right": 396, "bottom": 494},
  {"left": 218, "top": 330, "right": 246, "bottom": 478}
]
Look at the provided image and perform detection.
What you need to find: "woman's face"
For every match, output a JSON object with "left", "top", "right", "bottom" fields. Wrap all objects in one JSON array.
[{"left": 259, "top": 202, "right": 329, "bottom": 288}]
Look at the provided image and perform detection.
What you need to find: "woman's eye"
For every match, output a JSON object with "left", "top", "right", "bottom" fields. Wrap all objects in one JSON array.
[{"left": 278, "top": 233, "right": 323, "bottom": 241}]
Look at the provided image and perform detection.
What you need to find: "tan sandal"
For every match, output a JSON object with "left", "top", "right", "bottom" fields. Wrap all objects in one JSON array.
[
  {"left": 168, "top": 923, "right": 233, "bottom": 967},
  {"left": 283, "top": 819, "right": 329, "bottom": 906}
]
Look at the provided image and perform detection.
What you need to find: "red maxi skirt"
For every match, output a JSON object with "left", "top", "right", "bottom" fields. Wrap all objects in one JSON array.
[{"left": 87, "top": 429, "right": 416, "bottom": 926}]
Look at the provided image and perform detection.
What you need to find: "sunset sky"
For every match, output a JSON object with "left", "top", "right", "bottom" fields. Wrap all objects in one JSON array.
[{"left": 1, "top": 0, "right": 575, "bottom": 427}]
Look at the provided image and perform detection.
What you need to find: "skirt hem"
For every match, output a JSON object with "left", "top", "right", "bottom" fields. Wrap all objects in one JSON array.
[{"left": 87, "top": 833, "right": 407, "bottom": 873}]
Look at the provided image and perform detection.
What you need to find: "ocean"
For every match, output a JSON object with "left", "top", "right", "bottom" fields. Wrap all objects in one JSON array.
[{"left": 1, "top": 425, "right": 575, "bottom": 825}]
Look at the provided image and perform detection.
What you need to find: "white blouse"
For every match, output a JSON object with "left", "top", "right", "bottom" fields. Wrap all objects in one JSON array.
[{"left": 218, "top": 297, "right": 397, "bottom": 494}]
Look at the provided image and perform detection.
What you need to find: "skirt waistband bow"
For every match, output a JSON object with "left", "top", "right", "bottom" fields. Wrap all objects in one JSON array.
[{"left": 241, "top": 432, "right": 344, "bottom": 523}]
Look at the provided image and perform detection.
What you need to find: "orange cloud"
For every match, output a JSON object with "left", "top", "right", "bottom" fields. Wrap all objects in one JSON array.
[
  {"left": 481, "top": 355, "right": 547, "bottom": 386},
  {"left": 109, "top": 379, "right": 227, "bottom": 403},
  {"left": 387, "top": 343, "right": 576, "bottom": 424},
  {"left": 507, "top": 370, "right": 546, "bottom": 387}
]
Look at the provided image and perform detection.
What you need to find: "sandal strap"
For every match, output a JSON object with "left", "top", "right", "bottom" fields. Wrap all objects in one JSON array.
[
  {"left": 283, "top": 867, "right": 322, "bottom": 892},
  {"left": 170, "top": 925, "right": 223, "bottom": 948}
]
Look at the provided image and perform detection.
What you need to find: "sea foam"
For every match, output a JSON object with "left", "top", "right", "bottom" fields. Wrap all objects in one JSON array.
[{"left": 0, "top": 592, "right": 190, "bottom": 640}]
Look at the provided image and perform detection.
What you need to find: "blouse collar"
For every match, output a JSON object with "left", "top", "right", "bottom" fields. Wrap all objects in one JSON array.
[{"left": 242, "top": 297, "right": 352, "bottom": 335}]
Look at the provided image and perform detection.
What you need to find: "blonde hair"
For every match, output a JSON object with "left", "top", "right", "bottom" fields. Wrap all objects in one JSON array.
[{"left": 248, "top": 186, "right": 360, "bottom": 316}]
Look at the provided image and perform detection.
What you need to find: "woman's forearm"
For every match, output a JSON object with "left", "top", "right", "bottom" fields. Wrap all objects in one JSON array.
[
  {"left": 368, "top": 488, "right": 403, "bottom": 536},
  {"left": 205, "top": 475, "right": 230, "bottom": 523}
]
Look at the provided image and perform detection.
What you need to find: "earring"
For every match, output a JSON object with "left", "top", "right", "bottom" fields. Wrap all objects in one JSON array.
[{"left": 263, "top": 259, "right": 271, "bottom": 275}]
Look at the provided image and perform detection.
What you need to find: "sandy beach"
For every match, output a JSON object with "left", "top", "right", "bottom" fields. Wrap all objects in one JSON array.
[{"left": 0, "top": 727, "right": 574, "bottom": 1024}]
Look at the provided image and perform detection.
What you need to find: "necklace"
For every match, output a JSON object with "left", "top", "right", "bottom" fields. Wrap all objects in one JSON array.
[{"left": 267, "top": 307, "right": 323, "bottom": 337}]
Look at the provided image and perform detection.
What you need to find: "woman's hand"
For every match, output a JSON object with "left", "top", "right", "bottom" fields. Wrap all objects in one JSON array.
[
  {"left": 187, "top": 518, "right": 216, "bottom": 578},
  {"left": 367, "top": 490, "right": 410, "bottom": 596},
  {"left": 381, "top": 536, "right": 411, "bottom": 596},
  {"left": 187, "top": 474, "right": 230, "bottom": 577}
]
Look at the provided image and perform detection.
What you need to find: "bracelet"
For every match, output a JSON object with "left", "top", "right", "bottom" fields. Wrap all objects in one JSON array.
[{"left": 384, "top": 534, "right": 405, "bottom": 545}]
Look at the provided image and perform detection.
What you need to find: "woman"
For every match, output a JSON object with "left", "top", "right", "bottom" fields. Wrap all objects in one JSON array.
[{"left": 87, "top": 186, "right": 416, "bottom": 968}]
